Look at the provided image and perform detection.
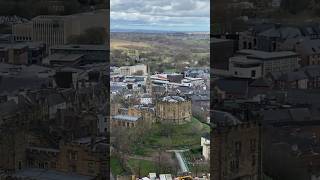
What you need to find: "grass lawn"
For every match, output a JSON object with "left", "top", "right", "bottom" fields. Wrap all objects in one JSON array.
[
  {"left": 135, "top": 117, "right": 210, "bottom": 154},
  {"left": 127, "top": 159, "right": 157, "bottom": 177},
  {"left": 110, "top": 156, "right": 126, "bottom": 176},
  {"left": 164, "top": 68, "right": 178, "bottom": 73}
]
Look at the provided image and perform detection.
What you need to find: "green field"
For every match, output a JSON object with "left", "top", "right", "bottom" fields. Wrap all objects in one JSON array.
[
  {"left": 127, "top": 159, "right": 158, "bottom": 177},
  {"left": 133, "top": 117, "right": 210, "bottom": 156},
  {"left": 111, "top": 117, "right": 210, "bottom": 175}
]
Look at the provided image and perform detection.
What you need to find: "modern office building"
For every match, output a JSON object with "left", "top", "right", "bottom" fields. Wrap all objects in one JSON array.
[
  {"left": 237, "top": 49, "right": 300, "bottom": 76},
  {"left": 12, "top": 9, "right": 108, "bottom": 47}
]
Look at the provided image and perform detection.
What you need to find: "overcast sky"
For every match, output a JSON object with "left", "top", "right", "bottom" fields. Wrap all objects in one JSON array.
[{"left": 110, "top": 0, "right": 210, "bottom": 32}]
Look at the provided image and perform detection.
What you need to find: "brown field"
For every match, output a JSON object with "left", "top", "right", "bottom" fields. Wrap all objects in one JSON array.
[{"left": 110, "top": 39, "right": 151, "bottom": 50}]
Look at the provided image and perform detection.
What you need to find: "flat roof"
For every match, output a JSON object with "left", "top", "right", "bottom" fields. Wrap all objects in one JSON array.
[
  {"left": 46, "top": 53, "right": 84, "bottom": 62},
  {"left": 51, "top": 44, "right": 107, "bottom": 51},
  {"left": 13, "top": 168, "right": 93, "bottom": 180},
  {"left": 230, "top": 56, "right": 262, "bottom": 65},
  {"left": 238, "top": 49, "right": 298, "bottom": 60},
  {"left": 27, "top": 146, "right": 60, "bottom": 153},
  {"left": 0, "top": 43, "right": 28, "bottom": 50}
]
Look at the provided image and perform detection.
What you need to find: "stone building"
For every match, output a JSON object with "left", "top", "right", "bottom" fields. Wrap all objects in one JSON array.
[
  {"left": 25, "top": 137, "right": 108, "bottom": 178},
  {"left": 128, "top": 105, "right": 155, "bottom": 125},
  {"left": 211, "top": 122, "right": 262, "bottom": 180},
  {"left": 155, "top": 96, "right": 192, "bottom": 124},
  {"left": 111, "top": 115, "right": 142, "bottom": 128},
  {"left": 58, "top": 138, "right": 108, "bottom": 178}
]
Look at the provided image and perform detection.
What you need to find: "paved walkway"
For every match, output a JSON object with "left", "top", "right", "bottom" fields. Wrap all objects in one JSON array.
[{"left": 171, "top": 150, "right": 189, "bottom": 173}]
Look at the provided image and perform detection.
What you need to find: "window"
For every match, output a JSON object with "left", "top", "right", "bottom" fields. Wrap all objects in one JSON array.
[
  {"left": 243, "top": 41, "right": 247, "bottom": 49},
  {"left": 250, "top": 139, "right": 256, "bottom": 152},
  {"left": 235, "top": 141, "right": 242, "bottom": 155},
  {"left": 272, "top": 42, "right": 276, "bottom": 51},
  {"left": 68, "top": 150, "right": 78, "bottom": 161},
  {"left": 69, "top": 165, "right": 77, "bottom": 172},
  {"left": 88, "top": 162, "right": 95, "bottom": 174},
  {"left": 252, "top": 154, "right": 256, "bottom": 167},
  {"left": 18, "top": 161, "right": 22, "bottom": 170},
  {"left": 230, "top": 158, "right": 240, "bottom": 172},
  {"left": 251, "top": 70, "right": 256, "bottom": 78}
]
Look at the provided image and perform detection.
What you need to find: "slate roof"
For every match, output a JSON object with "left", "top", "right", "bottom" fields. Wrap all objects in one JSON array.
[
  {"left": 258, "top": 26, "right": 302, "bottom": 39},
  {"left": 47, "top": 93, "right": 65, "bottom": 106},
  {"left": 0, "top": 75, "right": 50, "bottom": 94},
  {"left": 162, "top": 96, "right": 186, "bottom": 102},
  {"left": 258, "top": 108, "right": 312, "bottom": 124},
  {"left": 302, "top": 65, "right": 320, "bottom": 78},
  {"left": 214, "top": 79, "right": 248, "bottom": 95},
  {"left": 250, "top": 78, "right": 272, "bottom": 87},
  {"left": 279, "top": 71, "right": 308, "bottom": 81},
  {"left": 212, "top": 110, "right": 242, "bottom": 126},
  {"left": 0, "top": 100, "right": 20, "bottom": 116}
]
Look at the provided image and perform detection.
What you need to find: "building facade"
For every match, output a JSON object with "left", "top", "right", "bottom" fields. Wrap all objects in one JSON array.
[
  {"left": 237, "top": 49, "right": 300, "bottom": 76},
  {"left": 111, "top": 115, "right": 142, "bottom": 128},
  {"left": 211, "top": 122, "right": 262, "bottom": 180},
  {"left": 156, "top": 96, "right": 192, "bottom": 124}
]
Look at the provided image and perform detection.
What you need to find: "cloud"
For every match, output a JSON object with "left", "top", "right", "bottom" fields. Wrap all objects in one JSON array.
[{"left": 110, "top": 0, "right": 210, "bottom": 31}]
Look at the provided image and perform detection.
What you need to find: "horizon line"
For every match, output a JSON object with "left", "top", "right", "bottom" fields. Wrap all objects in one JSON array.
[{"left": 110, "top": 28, "right": 210, "bottom": 33}]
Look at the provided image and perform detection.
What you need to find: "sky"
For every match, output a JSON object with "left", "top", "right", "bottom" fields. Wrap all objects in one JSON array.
[{"left": 110, "top": 0, "right": 210, "bottom": 32}]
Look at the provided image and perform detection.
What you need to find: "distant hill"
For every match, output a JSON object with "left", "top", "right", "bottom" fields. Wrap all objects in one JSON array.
[
  {"left": 111, "top": 28, "right": 209, "bottom": 34},
  {"left": 110, "top": 29, "right": 183, "bottom": 33}
]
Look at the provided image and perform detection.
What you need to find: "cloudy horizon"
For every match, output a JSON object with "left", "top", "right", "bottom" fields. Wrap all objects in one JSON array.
[{"left": 110, "top": 0, "right": 210, "bottom": 32}]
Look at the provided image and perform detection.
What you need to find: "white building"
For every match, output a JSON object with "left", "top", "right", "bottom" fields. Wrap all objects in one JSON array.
[
  {"left": 237, "top": 49, "right": 300, "bottom": 76},
  {"left": 201, "top": 136, "right": 210, "bottom": 161},
  {"left": 229, "top": 56, "right": 263, "bottom": 79},
  {"left": 182, "top": 77, "right": 205, "bottom": 87},
  {"left": 118, "top": 64, "right": 147, "bottom": 76},
  {"left": 159, "top": 174, "right": 173, "bottom": 180}
]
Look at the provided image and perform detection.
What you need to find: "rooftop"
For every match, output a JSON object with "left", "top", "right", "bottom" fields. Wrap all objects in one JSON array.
[
  {"left": 51, "top": 44, "right": 107, "bottom": 51},
  {"left": 161, "top": 96, "right": 186, "bottom": 103},
  {"left": 238, "top": 49, "right": 298, "bottom": 60},
  {"left": 230, "top": 56, "right": 262, "bottom": 65},
  {"left": 13, "top": 168, "right": 93, "bottom": 180},
  {"left": 112, "top": 115, "right": 141, "bottom": 122},
  {"left": 45, "top": 53, "right": 84, "bottom": 62}
]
